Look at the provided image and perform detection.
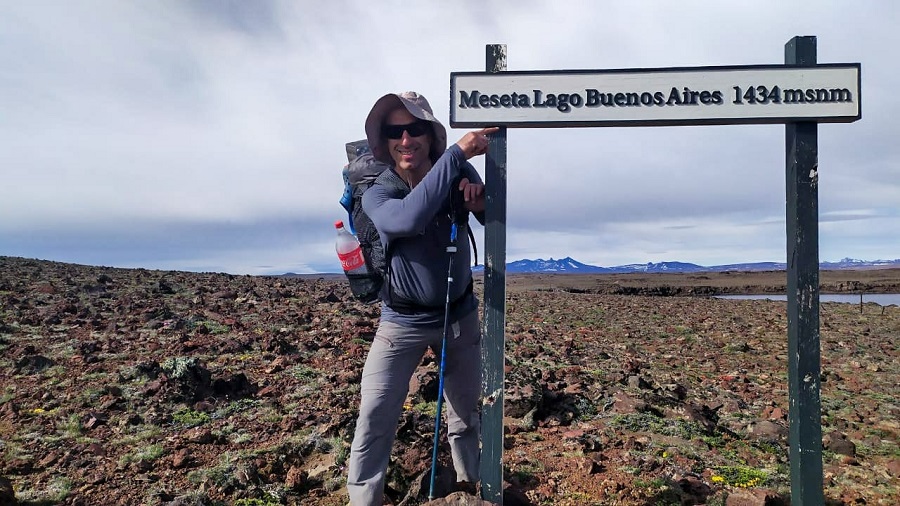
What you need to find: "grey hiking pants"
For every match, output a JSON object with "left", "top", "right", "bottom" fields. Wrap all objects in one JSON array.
[{"left": 346, "top": 309, "right": 482, "bottom": 506}]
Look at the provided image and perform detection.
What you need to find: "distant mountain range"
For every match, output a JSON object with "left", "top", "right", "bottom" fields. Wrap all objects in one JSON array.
[{"left": 471, "top": 257, "right": 900, "bottom": 274}]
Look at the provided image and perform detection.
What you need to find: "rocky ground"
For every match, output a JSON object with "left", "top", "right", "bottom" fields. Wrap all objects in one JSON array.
[{"left": 0, "top": 256, "right": 897, "bottom": 505}]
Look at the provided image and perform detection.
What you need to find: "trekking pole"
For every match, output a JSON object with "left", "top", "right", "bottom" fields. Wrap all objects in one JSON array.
[
  {"left": 429, "top": 220, "right": 458, "bottom": 500},
  {"left": 429, "top": 183, "right": 469, "bottom": 500}
]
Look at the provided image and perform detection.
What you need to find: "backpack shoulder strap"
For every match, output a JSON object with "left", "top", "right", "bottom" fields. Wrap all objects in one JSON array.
[
  {"left": 374, "top": 167, "right": 410, "bottom": 195},
  {"left": 449, "top": 176, "right": 479, "bottom": 266},
  {"left": 368, "top": 168, "right": 413, "bottom": 306},
  {"left": 372, "top": 168, "right": 410, "bottom": 258}
]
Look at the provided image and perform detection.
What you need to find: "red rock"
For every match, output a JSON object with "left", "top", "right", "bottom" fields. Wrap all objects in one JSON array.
[
  {"left": 824, "top": 431, "right": 857, "bottom": 457},
  {"left": 0, "top": 476, "right": 16, "bottom": 505},
  {"left": 748, "top": 420, "right": 787, "bottom": 442},
  {"left": 6, "top": 458, "right": 33, "bottom": 474},
  {"left": 885, "top": 458, "right": 900, "bottom": 477},
  {"left": 563, "top": 383, "right": 583, "bottom": 394},
  {"left": 33, "top": 282, "right": 56, "bottom": 294},
  {"left": 182, "top": 427, "right": 213, "bottom": 444},
  {"left": 677, "top": 475, "right": 711, "bottom": 498},
  {"left": 38, "top": 452, "right": 59, "bottom": 468},
  {"left": 99, "top": 396, "right": 120, "bottom": 411},
  {"left": 576, "top": 456, "right": 603, "bottom": 475},
  {"left": 193, "top": 400, "right": 214, "bottom": 412},
  {"left": 141, "top": 380, "right": 163, "bottom": 396},
  {"left": 131, "top": 459, "right": 153, "bottom": 473},
  {"left": 841, "top": 455, "right": 860, "bottom": 465},
  {"left": 611, "top": 390, "right": 648, "bottom": 414},
  {"left": 257, "top": 385, "right": 279, "bottom": 397},
  {"left": 338, "top": 369, "right": 361, "bottom": 383},
  {"left": 421, "top": 491, "right": 496, "bottom": 505},
  {"left": 724, "top": 488, "right": 787, "bottom": 506},
  {"left": 171, "top": 449, "right": 191, "bottom": 469},
  {"left": 284, "top": 465, "right": 306, "bottom": 490},
  {"left": 83, "top": 412, "right": 107, "bottom": 429},
  {"left": 0, "top": 402, "right": 18, "bottom": 419}
]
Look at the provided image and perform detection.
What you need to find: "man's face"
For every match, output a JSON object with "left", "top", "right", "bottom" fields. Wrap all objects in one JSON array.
[{"left": 384, "top": 107, "right": 432, "bottom": 172}]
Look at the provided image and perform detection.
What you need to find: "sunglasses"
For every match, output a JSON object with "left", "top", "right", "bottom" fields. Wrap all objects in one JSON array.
[{"left": 383, "top": 120, "right": 431, "bottom": 140}]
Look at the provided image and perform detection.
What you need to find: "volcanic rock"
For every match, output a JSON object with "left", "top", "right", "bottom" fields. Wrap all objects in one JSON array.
[
  {"left": 823, "top": 431, "right": 857, "bottom": 457},
  {"left": 15, "top": 354, "right": 54, "bottom": 374},
  {"left": 420, "top": 491, "right": 495, "bottom": 505},
  {"left": 505, "top": 382, "right": 542, "bottom": 418},
  {"left": 723, "top": 488, "right": 788, "bottom": 506},
  {"left": 0, "top": 476, "right": 17, "bottom": 505},
  {"left": 747, "top": 420, "right": 788, "bottom": 442}
]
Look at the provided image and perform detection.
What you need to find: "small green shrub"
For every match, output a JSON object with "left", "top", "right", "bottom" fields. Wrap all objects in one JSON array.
[
  {"left": 634, "top": 477, "right": 668, "bottom": 489},
  {"left": 119, "top": 444, "right": 165, "bottom": 466},
  {"left": 58, "top": 413, "right": 83, "bottom": 438},
  {"left": 16, "top": 475, "right": 74, "bottom": 503},
  {"left": 290, "top": 364, "right": 319, "bottom": 380},
  {"left": 237, "top": 433, "right": 256, "bottom": 445},
  {"left": 114, "top": 425, "right": 162, "bottom": 446},
  {"left": 609, "top": 412, "right": 711, "bottom": 440},
  {"left": 173, "top": 408, "right": 211, "bottom": 427},
  {"left": 187, "top": 319, "right": 230, "bottom": 334},
  {"left": 510, "top": 458, "right": 544, "bottom": 482},
  {"left": 187, "top": 455, "right": 238, "bottom": 490},
  {"left": 233, "top": 499, "right": 280, "bottom": 506},
  {"left": 330, "top": 437, "right": 350, "bottom": 467},
  {"left": 574, "top": 396, "right": 598, "bottom": 421},
  {"left": 411, "top": 401, "right": 438, "bottom": 417},
  {"left": 214, "top": 398, "right": 261, "bottom": 419},
  {"left": 324, "top": 476, "right": 346, "bottom": 493},
  {"left": 161, "top": 357, "right": 202, "bottom": 379},
  {"left": 47, "top": 476, "right": 73, "bottom": 502}
]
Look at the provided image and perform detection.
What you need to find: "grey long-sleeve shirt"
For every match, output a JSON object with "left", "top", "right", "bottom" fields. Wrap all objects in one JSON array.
[{"left": 362, "top": 144, "right": 485, "bottom": 327}]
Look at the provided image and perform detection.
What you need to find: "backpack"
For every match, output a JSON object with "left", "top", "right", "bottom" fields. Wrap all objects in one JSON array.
[
  {"left": 338, "top": 140, "right": 478, "bottom": 304},
  {"left": 339, "top": 141, "right": 407, "bottom": 303}
]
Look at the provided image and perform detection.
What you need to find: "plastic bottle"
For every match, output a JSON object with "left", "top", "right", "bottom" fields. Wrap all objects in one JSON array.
[
  {"left": 335, "top": 220, "right": 366, "bottom": 273},
  {"left": 334, "top": 220, "right": 367, "bottom": 274},
  {"left": 335, "top": 220, "right": 379, "bottom": 301}
]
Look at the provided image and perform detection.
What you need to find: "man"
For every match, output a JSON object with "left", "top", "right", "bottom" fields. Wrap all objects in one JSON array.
[{"left": 346, "top": 91, "right": 497, "bottom": 505}]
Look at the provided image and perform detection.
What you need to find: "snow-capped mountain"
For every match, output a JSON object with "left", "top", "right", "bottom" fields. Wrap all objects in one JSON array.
[
  {"left": 606, "top": 261, "right": 707, "bottom": 273},
  {"left": 473, "top": 257, "right": 900, "bottom": 274},
  {"left": 820, "top": 258, "right": 900, "bottom": 269},
  {"left": 504, "top": 257, "right": 612, "bottom": 273}
]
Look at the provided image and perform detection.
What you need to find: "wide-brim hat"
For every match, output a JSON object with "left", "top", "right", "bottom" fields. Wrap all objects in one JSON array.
[{"left": 364, "top": 91, "right": 447, "bottom": 165}]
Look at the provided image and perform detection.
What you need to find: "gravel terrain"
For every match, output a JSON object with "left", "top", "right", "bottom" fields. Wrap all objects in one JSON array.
[{"left": 1, "top": 256, "right": 897, "bottom": 505}]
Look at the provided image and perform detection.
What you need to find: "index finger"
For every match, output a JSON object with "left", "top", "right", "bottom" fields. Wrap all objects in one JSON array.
[{"left": 478, "top": 127, "right": 501, "bottom": 136}]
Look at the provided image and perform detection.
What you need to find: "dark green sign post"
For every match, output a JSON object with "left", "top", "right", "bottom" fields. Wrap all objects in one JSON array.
[
  {"left": 784, "top": 36, "right": 825, "bottom": 506},
  {"left": 479, "top": 43, "right": 508, "bottom": 504},
  {"left": 459, "top": 37, "right": 859, "bottom": 505}
]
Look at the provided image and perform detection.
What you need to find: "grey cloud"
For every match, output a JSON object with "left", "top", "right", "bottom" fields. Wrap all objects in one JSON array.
[
  {"left": 3, "top": 215, "right": 335, "bottom": 271},
  {"left": 185, "top": 0, "right": 283, "bottom": 38},
  {"left": 0, "top": 1, "right": 895, "bottom": 274}
]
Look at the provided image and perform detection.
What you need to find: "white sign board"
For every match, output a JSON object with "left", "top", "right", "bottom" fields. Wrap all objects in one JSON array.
[{"left": 450, "top": 64, "right": 861, "bottom": 127}]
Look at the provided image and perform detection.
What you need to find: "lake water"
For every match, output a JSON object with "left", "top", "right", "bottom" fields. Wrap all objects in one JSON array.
[{"left": 715, "top": 294, "right": 900, "bottom": 306}]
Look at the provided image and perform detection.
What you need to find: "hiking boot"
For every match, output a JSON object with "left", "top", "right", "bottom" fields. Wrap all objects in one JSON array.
[{"left": 455, "top": 481, "right": 478, "bottom": 496}]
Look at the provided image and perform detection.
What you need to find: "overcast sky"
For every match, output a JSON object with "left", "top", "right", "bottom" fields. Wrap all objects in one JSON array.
[{"left": 2, "top": 1, "right": 897, "bottom": 275}]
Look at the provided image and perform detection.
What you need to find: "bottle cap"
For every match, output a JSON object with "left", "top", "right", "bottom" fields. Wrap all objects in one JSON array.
[{"left": 334, "top": 220, "right": 344, "bottom": 229}]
